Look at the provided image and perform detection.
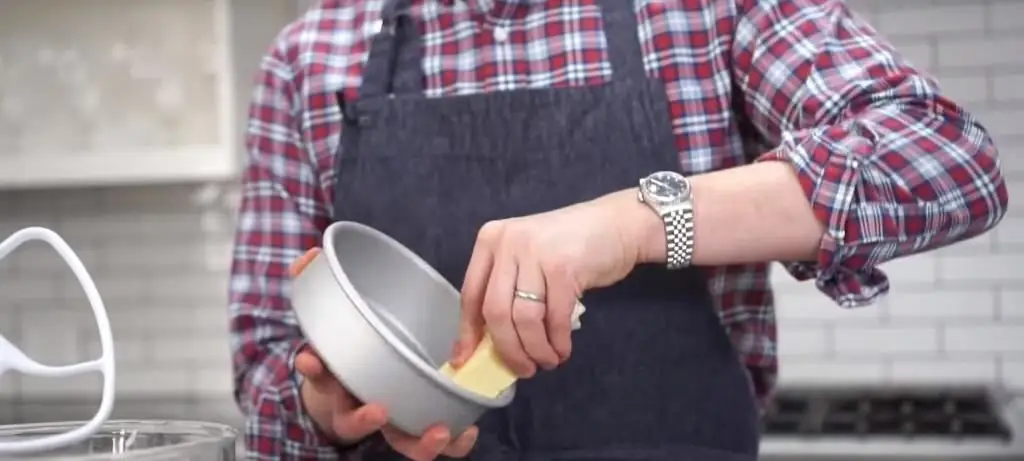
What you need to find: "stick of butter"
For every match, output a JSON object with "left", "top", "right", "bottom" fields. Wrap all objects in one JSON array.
[{"left": 439, "top": 301, "right": 586, "bottom": 399}]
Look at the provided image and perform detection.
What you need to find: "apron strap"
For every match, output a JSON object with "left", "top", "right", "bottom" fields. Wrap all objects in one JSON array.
[
  {"left": 597, "top": 0, "right": 648, "bottom": 81},
  {"left": 356, "top": 0, "right": 424, "bottom": 102}
]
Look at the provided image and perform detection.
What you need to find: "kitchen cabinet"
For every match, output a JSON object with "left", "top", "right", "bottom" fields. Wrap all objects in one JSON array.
[{"left": 0, "top": 0, "right": 299, "bottom": 190}]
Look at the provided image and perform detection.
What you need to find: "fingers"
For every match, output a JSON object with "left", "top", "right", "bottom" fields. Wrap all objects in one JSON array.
[
  {"left": 381, "top": 424, "right": 479, "bottom": 461},
  {"left": 333, "top": 403, "right": 389, "bottom": 443},
  {"left": 296, "top": 347, "right": 348, "bottom": 398},
  {"left": 300, "top": 367, "right": 386, "bottom": 444},
  {"left": 295, "top": 347, "right": 327, "bottom": 379},
  {"left": 382, "top": 425, "right": 451, "bottom": 461},
  {"left": 542, "top": 261, "right": 577, "bottom": 362},
  {"left": 511, "top": 260, "right": 559, "bottom": 369},
  {"left": 296, "top": 347, "right": 343, "bottom": 399},
  {"left": 481, "top": 250, "right": 534, "bottom": 377},
  {"left": 461, "top": 219, "right": 581, "bottom": 376},
  {"left": 294, "top": 349, "right": 323, "bottom": 377},
  {"left": 297, "top": 346, "right": 386, "bottom": 443},
  {"left": 441, "top": 425, "right": 479, "bottom": 458},
  {"left": 289, "top": 247, "right": 322, "bottom": 278}
]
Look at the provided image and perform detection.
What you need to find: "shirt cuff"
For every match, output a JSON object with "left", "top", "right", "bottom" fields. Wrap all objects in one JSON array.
[{"left": 756, "top": 131, "right": 889, "bottom": 307}]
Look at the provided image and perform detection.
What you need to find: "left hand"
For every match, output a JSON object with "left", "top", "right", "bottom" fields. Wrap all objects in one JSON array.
[{"left": 450, "top": 192, "right": 646, "bottom": 377}]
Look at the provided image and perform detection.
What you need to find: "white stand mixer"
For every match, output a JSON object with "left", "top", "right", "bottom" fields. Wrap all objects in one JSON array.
[
  {"left": 0, "top": 227, "right": 115, "bottom": 455},
  {"left": 0, "top": 227, "right": 238, "bottom": 460}
]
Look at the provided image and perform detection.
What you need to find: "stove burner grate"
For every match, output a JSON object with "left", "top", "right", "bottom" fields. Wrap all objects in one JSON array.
[{"left": 762, "top": 388, "right": 1013, "bottom": 440}]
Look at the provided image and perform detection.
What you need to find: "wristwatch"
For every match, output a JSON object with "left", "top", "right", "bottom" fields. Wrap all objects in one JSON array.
[{"left": 637, "top": 171, "right": 695, "bottom": 270}]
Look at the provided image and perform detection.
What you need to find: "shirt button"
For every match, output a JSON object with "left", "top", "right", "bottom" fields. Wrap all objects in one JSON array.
[{"left": 493, "top": 26, "right": 509, "bottom": 42}]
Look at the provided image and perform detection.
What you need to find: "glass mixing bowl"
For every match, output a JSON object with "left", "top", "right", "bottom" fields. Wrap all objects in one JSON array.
[{"left": 0, "top": 420, "right": 238, "bottom": 461}]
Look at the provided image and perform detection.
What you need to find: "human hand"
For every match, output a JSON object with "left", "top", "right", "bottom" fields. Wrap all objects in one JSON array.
[
  {"left": 295, "top": 349, "right": 478, "bottom": 460},
  {"left": 290, "top": 250, "right": 479, "bottom": 461},
  {"left": 450, "top": 191, "right": 649, "bottom": 378}
]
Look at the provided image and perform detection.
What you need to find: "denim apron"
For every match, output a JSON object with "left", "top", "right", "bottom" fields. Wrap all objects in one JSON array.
[{"left": 332, "top": 1, "right": 761, "bottom": 459}]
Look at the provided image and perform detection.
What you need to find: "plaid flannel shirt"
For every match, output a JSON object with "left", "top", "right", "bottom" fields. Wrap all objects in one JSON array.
[{"left": 229, "top": 0, "right": 1008, "bottom": 458}]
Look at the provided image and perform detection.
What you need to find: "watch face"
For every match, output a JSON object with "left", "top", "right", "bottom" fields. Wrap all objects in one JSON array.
[{"left": 642, "top": 171, "right": 689, "bottom": 202}]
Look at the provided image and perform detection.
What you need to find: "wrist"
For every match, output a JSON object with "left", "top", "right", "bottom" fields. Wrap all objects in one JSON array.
[{"left": 601, "top": 189, "right": 667, "bottom": 265}]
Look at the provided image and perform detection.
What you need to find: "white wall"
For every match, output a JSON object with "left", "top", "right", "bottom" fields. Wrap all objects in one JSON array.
[{"left": 0, "top": 0, "right": 1022, "bottom": 405}]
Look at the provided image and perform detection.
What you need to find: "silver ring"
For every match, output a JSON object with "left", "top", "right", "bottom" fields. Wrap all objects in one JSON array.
[{"left": 513, "top": 289, "right": 546, "bottom": 304}]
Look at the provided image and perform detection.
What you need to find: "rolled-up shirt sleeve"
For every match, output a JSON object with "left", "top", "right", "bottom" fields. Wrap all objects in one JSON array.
[
  {"left": 731, "top": 0, "right": 1009, "bottom": 307},
  {"left": 229, "top": 44, "right": 368, "bottom": 459}
]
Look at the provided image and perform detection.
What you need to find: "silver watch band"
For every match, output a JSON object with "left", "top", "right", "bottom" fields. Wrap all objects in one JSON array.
[{"left": 663, "top": 207, "right": 695, "bottom": 270}]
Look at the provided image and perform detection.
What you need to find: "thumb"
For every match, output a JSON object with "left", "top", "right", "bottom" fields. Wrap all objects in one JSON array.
[
  {"left": 454, "top": 244, "right": 492, "bottom": 367},
  {"left": 295, "top": 347, "right": 330, "bottom": 382},
  {"left": 451, "top": 317, "right": 484, "bottom": 367},
  {"left": 289, "top": 247, "right": 322, "bottom": 278}
]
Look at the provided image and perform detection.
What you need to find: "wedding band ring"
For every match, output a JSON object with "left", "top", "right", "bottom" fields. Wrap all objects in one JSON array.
[{"left": 513, "top": 289, "right": 546, "bottom": 304}]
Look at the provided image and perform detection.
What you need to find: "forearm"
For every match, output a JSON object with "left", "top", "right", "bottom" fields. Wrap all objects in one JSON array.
[{"left": 610, "top": 161, "right": 824, "bottom": 267}]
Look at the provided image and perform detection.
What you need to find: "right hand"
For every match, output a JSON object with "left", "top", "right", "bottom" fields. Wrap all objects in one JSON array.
[
  {"left": 296, "top": 348, "right": 479, "bottom": 460},
  {"left": 290, "top": 247, "right": 478, "bottom": 460}
]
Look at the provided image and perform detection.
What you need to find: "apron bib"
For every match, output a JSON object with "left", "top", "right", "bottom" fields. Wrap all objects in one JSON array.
[{"left": 332, "top": 1, "right": 761, "bottom": 459}]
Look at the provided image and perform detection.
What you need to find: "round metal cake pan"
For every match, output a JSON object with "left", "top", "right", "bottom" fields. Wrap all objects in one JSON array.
[{"left": 291, "top": 221, "right": 515, "bottom": 436}]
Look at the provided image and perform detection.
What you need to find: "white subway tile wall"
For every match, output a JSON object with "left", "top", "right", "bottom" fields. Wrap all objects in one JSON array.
[
  {"left": 0, "top": 186, "right": 238, "bottom": 399},
  {"left": 0, "top": 0, "right": 1022, "bottom": 405}
]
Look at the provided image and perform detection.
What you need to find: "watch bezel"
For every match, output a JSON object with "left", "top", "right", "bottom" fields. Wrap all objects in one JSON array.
[{"left": 639, "top": 171, "right": 691, "bottom": 208}]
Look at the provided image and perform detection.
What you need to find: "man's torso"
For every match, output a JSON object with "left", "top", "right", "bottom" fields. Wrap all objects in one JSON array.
[{"left": 279, "top": 0, "right": 779, "bottom": 397}]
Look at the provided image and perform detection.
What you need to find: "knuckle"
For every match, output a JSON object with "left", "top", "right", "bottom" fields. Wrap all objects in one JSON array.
[
  {"left": 481, "top": 302, "right": 507, "bottom": 325},
  {"left": 501, "top": 220, "right": 530, "bottom": 244},
  {"left": 546, "top": 313, "right": 571, "bottom": 332},
  {"left": 460, "top": 287, "right": 482, "bottom": 307},
  {"left": 543, "top": 257, "right": 573, "bottom": 280},
  {"left": 460, "top": 294, "right": 480, "bottom": 310},
  {"left": 514, "top": 361, "right": 537, "bottom": 378},
  {"left": 524, "top": 337, "right": 558, "bottom": 360},
  {"left": 512, "top": 304, "right": 545, "bottom": 324},
  {"left": 493, "top": 339, "right": 532, "bottom": 373},
  {"left": 558, "top": 347, "right": 573, "bottom": 363},
  {"left": 476, "top": 220, "right": 505, "bottom": 245},
  {"left": 552, "top": 334, "right": 572, "bottom": 354}
]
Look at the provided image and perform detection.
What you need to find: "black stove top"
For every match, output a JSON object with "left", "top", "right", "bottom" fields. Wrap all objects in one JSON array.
[{"left": 762, "top": 387, "right": 1013, "bottom": 440}]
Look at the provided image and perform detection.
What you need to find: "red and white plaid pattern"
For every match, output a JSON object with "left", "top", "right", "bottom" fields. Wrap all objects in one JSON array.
[{"left": 229, "top": 0, "right": 1008, "bottom": 458}]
